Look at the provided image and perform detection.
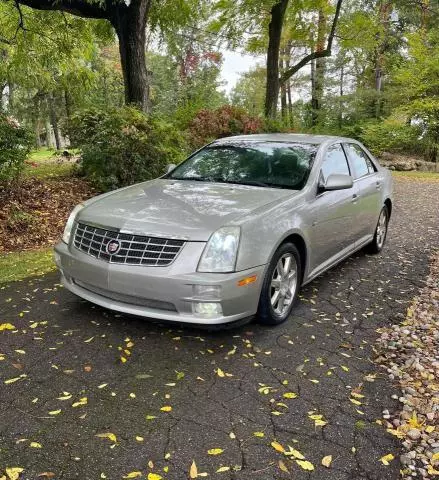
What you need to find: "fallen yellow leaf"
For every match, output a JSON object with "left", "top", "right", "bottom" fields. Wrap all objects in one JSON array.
[
  {"left": 189, "top": 460, "right": 198, "bottom": 479},
  {"left": 30, "top": 442, "right": 42, "bottom": 448},
  {"left": 271, "top": 441, "right": 285, "bottom": 453},
  {"left": 95, "top": 432, "right": 117, "bottom": 443},
  {"left": 147, "top": 474, "right": 162, "bottom": 480},
  {"left": 5, "top": 468, "right": 24, "bottom": 480},
  {"left": 216, "top": 466, "right": 230, "bottom": 472},
  {"left": 48, "top": 409, "right": 61, "bottom": 415},
  {"left": 380, "top": 453, "right": 394, "bottom": 466},
  {"left": 72, "top": 397, "right": 87, "bottom": 407},
  {"left": 253, "top": 432, "right": 264, "bottom": 437},
  {"left": 285, "top": 447, "right": 305, "bottom": 460},
  {"left": 216, "top": 368, "right": 225, "bottom": 377},
  {"left": 283, "top": 392, "right": 298, "bottom": 399},
  {"left": 296, "top": 460, "right": 314, "bottom": 471},
  {"left": 278, "top": 460, "right": 289, "bottom": 473},
  {"left": 123, "top": 473, "right": 142, "bottom": 479},
  {"left": 160, "top": 406, "right": 172, "bottom": 412},
  {"left": 207, "top": 448, "right": 223, "bottom": 455},
  {"left": 57, "top": 394, "right": 72, "bottom": 401},
  {"left": 322, "top": 455, "right": 332, "bottom": 467},
  {"left": 0, "top": 323, "right": 15, "bottom": 331}
]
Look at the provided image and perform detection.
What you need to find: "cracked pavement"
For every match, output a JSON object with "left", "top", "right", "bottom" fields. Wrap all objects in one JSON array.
[{"left": 1, "top": 177, "right": 438, "bottom": 480}]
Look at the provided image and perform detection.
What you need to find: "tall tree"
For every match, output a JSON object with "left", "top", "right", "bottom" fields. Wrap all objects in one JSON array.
[
  {"left": 12, "top": 0, "right": 152, "bottom": 111},
  {"left": 264, "top": 0, "right": 343, "bottom": 117},
  {"left": 311, "top": 5, "right": 327, "bottom": 126}
]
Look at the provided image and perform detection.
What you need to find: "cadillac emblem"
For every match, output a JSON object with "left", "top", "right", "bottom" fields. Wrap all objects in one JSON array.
[{"left": 106, "top": 240, "right": 121, "bottom": 255}]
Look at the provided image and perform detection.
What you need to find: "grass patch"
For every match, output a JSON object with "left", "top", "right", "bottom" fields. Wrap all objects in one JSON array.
[
  {"left": 23, "top": 161, "right": 75, "bottom": 179},
  {"left": 392, "top": 170, "right": 439, "bottom": 180},
  {"left": 29, "top": 147, "right": 56, "bottom": 162},
  {"left": 0, "top": 248, "right": 56, "bottom": 284},
  {"left": 24, "top": 148, "right": 80, "bottom": 179}
]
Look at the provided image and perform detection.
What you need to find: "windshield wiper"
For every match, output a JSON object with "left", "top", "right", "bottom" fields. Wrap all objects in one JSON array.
[{"left": 169, "top": 176, "right": 207, "bottom": 182}]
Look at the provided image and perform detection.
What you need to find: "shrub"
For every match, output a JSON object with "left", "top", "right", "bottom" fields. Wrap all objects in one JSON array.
[
  {"left": 354, "top": 119, "right": 422, "bottom": 157},
  {"left": 69, "top": 107, "right": 187, "bottom": 191},
  {"left": 188, "top": 105, "right": 265, "bottom": 149},
  {"left": 0, "top": 115, "right": 34, "bottom": 184}
]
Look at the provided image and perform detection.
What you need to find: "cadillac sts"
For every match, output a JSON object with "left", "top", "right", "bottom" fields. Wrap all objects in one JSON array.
[{"left": 54, "top": 134, "right": 393, "bottom": 326}]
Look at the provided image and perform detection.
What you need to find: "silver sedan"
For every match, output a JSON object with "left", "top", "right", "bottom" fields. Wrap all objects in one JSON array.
[{"left": 54, "top": 134, "right": 393, "bottom": 326}]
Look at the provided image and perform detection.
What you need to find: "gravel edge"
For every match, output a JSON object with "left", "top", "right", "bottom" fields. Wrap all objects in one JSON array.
[{"left": 376, "top": 250, "right": 439, "bottom": 478}]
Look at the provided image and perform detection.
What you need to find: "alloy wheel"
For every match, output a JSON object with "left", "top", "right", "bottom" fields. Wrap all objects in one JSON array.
[
  {"left": 376, "top": 210, "right": 388, "bottom": 249},
  {"left": 270, "top": 253, "right": 298, "bottom": 317}
]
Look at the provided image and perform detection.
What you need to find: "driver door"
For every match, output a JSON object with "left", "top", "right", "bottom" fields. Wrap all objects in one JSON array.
[{"left": 308, "top": 143, "right": 358, "bottom": 276}]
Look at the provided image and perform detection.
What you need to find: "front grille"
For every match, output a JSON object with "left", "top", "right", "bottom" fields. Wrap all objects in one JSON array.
[
  {"left": 73, "top": 279, "right": 177, "bottom": 312},
  {"left": 73, "top": 223, "right": 185, "bottom": 266}
]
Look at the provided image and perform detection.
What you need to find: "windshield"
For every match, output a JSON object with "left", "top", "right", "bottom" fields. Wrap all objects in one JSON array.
[{"left": 166, "top": 142, "right": 318, "bottom": 190}]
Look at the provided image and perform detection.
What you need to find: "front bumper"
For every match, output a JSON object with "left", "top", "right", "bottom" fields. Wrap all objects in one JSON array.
[{"left": 54, "top": 241, "right": 265, "bottom": 325}]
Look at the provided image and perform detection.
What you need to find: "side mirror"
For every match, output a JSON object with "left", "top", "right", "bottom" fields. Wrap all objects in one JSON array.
[
  {"left": 166, "top": 163, "right": 176, "bottom": 174},
  {"left": 320, "top": 174, "right": 353, "bottom": 192}
]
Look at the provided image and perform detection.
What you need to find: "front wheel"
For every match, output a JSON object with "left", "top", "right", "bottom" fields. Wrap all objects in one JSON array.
[
  {"left": 366, "top": 205, "right": 389, "bottom": 254},
  {"left": 257, "top": 242, "right": 301, "bottom": 325}
]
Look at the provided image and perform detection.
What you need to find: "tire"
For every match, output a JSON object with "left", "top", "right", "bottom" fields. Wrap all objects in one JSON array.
[
  {"left": 257, "top": 242, "right": 302, "bottom": 325},
  {"left": 366, "top": 205, "right": 389, "bottom": 254}
]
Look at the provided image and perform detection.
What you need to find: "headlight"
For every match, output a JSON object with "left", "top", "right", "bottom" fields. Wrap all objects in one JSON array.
[
  {"left": 62, "top": 203, "right": 84, "bottom": 244},
  {"left": 198, "top": 226, "right": 240, "bottom": 273}
]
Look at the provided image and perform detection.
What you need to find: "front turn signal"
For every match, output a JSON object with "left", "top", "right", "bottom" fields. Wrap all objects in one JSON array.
[{"left": 237, "top": 275, "right": 257, "bottom": 287}]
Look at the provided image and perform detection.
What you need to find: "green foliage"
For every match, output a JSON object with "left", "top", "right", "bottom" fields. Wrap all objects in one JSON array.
[
  {"left": 356, "top": 119, "right": 422, "bottom": 157},
  {"left": 230, "top": 66, "right": 266, "bottom": 116},
  {"left": 188, "top": 105, "right": 265, "bottom": 149},
  {"left": 148, "top": 52, "right": 227, "bottom": 127},
  {"left": 0, "top": 115, "right": 34, "bottom": 183},
  {"left": 69, "top": 107, "right": 188, "bottom": 191}
]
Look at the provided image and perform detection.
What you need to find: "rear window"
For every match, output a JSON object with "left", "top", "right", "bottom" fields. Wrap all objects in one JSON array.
[{"left": 345, "top": 144, "right": 376, "bottom": 179}]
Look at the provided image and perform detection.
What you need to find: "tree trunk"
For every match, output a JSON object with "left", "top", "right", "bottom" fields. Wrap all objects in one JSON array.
[
  {"left": 7, "top": 80, "right": 14, "bottom": 112},
  {"left": 338, "top": 62, "right": 344, "bottom": 129},
  {"left": 280, "top": 56, "right": 287, "bottom": 121},
  {"left": 45, "top": 118, "right": 53, "bottom": 148},
  {"left": 111, "top": 1, "right": 151, "bottom": 113},
  {"left": 374, "top": 1, "right": 392, "bottom": 118},
  {"left": 285, "top": 41, "right": 293, "bottom": 126},
  {"left": 264, "top": 0, "right": 289, "bottom": 119},
  {"left": 64, "top": 89, "right": 72, "bottom": 121},
  {"left": 311, "top": 7, "right": 327, "bottom": 127},
  {"left": 48, "top": 94, "right": 61, "bottom": 150}
]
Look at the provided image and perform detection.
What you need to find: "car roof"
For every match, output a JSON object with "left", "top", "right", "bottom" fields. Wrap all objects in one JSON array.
[{"left": 211, "top": 133, "right": 354, "bottom": 145}]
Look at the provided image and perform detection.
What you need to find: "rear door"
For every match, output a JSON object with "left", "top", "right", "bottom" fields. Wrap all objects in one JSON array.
[
  {"left": 308, "top": 143, "right": 358, "bottom": 274},
  {"left": 343, "top": 143, "right": 381, "bottom": 243}
]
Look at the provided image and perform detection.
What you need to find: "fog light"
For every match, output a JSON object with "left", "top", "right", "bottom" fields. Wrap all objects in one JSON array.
[
  {"left": 193, "top": 285, "right": 221, "bottom": 299},
  {"left": 192, "top": 302, "right": 223, "bottom": 318}
]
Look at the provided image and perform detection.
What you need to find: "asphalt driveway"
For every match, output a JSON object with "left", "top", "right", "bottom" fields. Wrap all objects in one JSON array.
[{"left": 1, "top": 177, "right": 438, "bottom": 480}]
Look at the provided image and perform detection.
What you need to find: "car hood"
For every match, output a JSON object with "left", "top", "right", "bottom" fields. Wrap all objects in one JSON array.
[{"left": 78, "top": 179, "right": 297, "bottom": 241}]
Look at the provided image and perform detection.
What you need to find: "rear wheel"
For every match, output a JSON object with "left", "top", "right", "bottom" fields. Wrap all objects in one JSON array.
[
  {"left": 366, "top": 206, "right": 389, "bottom": 254},
  {"left": 257, "top": 242, "right": 301, "bottom": 325}
]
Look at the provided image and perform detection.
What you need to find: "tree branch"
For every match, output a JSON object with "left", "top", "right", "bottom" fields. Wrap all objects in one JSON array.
[
  {"left": 279, "top": 0, "right": 343, "bottom": 85},
  {"left": 16, "top": 0, "right": 109, "bottom": 20}
]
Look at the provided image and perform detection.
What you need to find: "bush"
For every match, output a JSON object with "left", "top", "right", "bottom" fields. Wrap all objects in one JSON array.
[
  {"left": 188, "top": 105, "right": 265, "bottom": 149},
  {"left": 69, "top": 107, "right": 187, "bottom": 191},
  {"left": 354, "top": 119, "right": 422, "bottom": 157},
  {"left": 0, "top": 115, "right": 34, "bottom": 184}
]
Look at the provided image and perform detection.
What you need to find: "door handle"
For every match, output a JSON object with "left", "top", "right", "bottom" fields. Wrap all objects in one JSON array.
[
  {"left": 376, "top": 181, "right": 381, "bottom": 190},
  {"left": 352, "top": 193, "right": 358, "bottom": 203}
]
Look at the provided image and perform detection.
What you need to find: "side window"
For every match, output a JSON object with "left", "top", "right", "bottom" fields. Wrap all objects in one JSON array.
[
  {"left": 320, "top": 144, "right": 350, "bottom": 183},
  {"left": 345, "top": 144, "right": 376, "bottom": 179}
]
